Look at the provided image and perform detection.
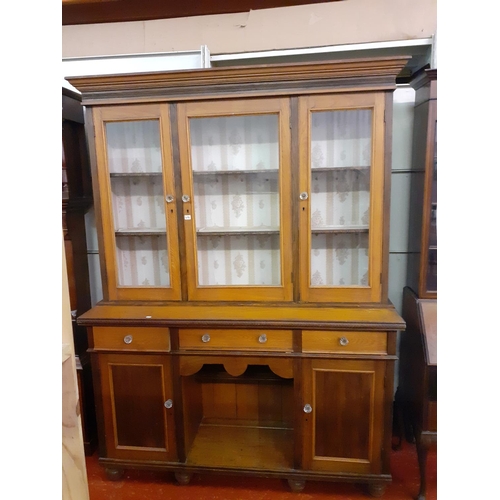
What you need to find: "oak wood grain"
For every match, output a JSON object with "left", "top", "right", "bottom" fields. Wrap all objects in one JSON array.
[
  {"left": 302, "top": 331, "right": 387, "bottom": 354},
  {"left": 93, "top": 326, "right": 170, "bottom": 352}
]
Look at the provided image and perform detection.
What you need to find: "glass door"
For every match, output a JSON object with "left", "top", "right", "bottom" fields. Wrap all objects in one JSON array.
[
  {"left": 299, "top": 93, "right": 386, "bottom": 303},
  {"left": 93, "top": 104, "right": 181, "bottom": 301},
  {"left": 177, "top": 99, "right": 292, "bottom": 302},
  {"left": 421, "top": 116, "right": 437, "bottom": 297}
]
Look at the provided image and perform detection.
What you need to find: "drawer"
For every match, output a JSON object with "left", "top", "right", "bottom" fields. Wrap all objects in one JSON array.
[
  {"left": 302, "top": 331, "right": 387, "bottom": 354},
  {"left": 93, "top": 327, "right": 170, "bottom": 352},
  {"left": 178, "top": 329, "right": 293, "bottom": 352}
]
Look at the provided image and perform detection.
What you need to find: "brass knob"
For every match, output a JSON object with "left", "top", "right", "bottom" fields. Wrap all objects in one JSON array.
[
  {"left": 258, "top": 334, "right": 267, "bottom": 343},
  {"left": 339, "top": 337, "right": 349, "bottom": 346},
  {"left": 123, "top": 335, "right": 133, "bottom": 344},
  {"left": 164, "top": 399, "right": 173, "bottom": 409},
  {"left": 201, "top": 333, "right": 211, "bottom": 343},
  {"left": 303, "top": 404, "right": 312, "bottom": 413}
]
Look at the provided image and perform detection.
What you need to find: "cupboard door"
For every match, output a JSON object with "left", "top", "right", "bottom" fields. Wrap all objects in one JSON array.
[
  {"left": 302, "top": 358, "right": 385, "bottom": 473},
  {"left": 93, "top": 104, "right": 181, "bottom": 301},
  {"left": 98, "top": 353, "right": 177, "bottom": 461},
  {"left": 299, "top": 93, "right": 386, "bottom": 303},
  {"left": 177, "top": 98, "right": 293, "bottom": 302}
]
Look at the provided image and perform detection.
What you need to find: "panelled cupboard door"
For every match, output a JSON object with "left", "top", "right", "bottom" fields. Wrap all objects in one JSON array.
[
  {"left": 93, "top": 104, "right": 182, "bottom": 301},
  {"left": 299, "top": 93, "right": 386, "bottom": 303},
  {"left": 98, "top": 353, "right": 177, "bottom": 462},
  {"left": 302, "top": 359, "right": 385, "bottom": 474},
  {"left": 177, "top": 98, "right": 293, "bottom": 302}
]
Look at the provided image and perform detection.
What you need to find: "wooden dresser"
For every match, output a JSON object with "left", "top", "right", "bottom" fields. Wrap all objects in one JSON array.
[{"left": 73, "top": 57, "right": 407, "bottom": 496}]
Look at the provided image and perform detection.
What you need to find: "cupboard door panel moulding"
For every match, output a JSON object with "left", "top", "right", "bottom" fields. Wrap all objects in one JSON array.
[
  {"left": 302, "top": 358, "right": 386, "bottom": 474},
  {"left": 99, "top": 353, "right": 177, "bottom": 462}
]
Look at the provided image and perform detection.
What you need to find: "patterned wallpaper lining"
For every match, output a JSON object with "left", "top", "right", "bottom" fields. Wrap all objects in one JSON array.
[
  {"left": 190, "top": 114, "right": 282, "bottom": 286},
  {"left": 106, "top": 120, "right": 170, "bottom": 287},
  {"left": 309, "top": 109, "right": 372, "bottom": 287}
]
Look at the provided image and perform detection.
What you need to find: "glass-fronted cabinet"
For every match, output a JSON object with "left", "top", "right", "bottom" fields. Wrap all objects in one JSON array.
[
  {"left": 93, "top": 104, "right": 182, "bottom": 301},
  {"left": 178, "top": 98, "right": 292, "bottom": 302},
  {"left": 73, "top": 58, "right": 408, "bottom": 496},
  {"left": 299, "top": 94, "right": 386, "bottom": 303},
  {"left": 424, "top": 120, "right": 437, "bottom": 294},
  {"left": 407, "top": 68, "right": 437, "bottom": 299},
  {"left": 92, "top": 93, "right": 390, "bottom": 304}
]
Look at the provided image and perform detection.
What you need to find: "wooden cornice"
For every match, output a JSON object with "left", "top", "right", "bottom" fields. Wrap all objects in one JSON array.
[
  {"left": 68, "top": 56, "right": 410, "bottom": 106},
  {"left": 410, "top": 67, "right": 437, "bottom": 91},
  {"left": 410, "top": 66, "right": 437, "bottom": 105}
]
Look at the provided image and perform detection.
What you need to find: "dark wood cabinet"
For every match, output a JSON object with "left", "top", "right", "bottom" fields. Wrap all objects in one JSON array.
[
  {"left": 97, "top": 352, "right": 177, "bottom": 465},
  {"left": 302, "top": 358, "right": 387, "bottom": 475},
  {"left": 406, "top": 68, "right": 437, "bottom": 300},
  {"left": 73, "top": 58, "right": 408, "bottom": 496},
  {"left": 62, "top": 87, "right": 97, "bottom": 455},
  {"left": 398, "top": 68, "right": 437, "bottom": 500}
]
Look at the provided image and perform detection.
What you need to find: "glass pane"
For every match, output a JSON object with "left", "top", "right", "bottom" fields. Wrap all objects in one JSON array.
[
  {"left": 115, "top": 235, "right": 170, "bottom": 286},
  {"left": 197, "top": 234, "right": 281, "bottom": 286},
  {"left": 105, "top": 120, "right": 170, "bottom": 286},
  {"left": 426, "top": 120, "right": 437, "bottom": 292},
  {"left": 190, "top": 115, "right": 278, "bottom": 173},
  {"left": 310, "top": 109, "right": 372, "bottom": 287},
  {"left": 311, "top": 233, "right": 369, "bottom": 287},
  {"left": 106, "top": 120, "right": 162, "bottom": 174},
  {"left": 189, "top": 114, "right": 281, "bottom": 286}
]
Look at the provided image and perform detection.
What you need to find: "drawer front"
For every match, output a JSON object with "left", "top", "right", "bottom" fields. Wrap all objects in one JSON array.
[
  {"left": 93, "top": 327, "right": 170, "bottom": 352},
  {"left": 178, "top": 329, "right": 293, "bottom": 352},
  {"left": 302, "top": 331, "right": 387, "bottom": 354}
]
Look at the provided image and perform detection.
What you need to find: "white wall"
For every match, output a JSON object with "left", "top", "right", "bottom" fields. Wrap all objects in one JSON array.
[{"left": 62, "top": 0, "right": 436, "bottom": 58}]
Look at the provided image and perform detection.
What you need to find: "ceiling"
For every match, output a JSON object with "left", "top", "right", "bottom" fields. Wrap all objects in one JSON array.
[{"left": 62, "top": 0, "right": 340, "bottom": 26}]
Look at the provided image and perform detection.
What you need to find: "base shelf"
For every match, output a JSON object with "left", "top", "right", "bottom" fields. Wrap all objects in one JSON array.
[{"left": 186, "top": 423, "right": 294, "bottom": 470}]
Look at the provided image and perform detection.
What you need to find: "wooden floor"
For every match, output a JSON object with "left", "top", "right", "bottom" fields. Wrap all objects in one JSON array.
[{"left": 85, "top": 438, "right": 436, "bottom": 499}]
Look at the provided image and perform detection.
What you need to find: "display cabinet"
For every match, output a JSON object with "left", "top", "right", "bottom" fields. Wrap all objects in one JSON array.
[
  {"left": 406, "top": 68, "right": 437, "bottom": 299},
  {"left": 72, "top": 57, "right": 407, "bottom": 496},
  {"left": 62, "top": 87, "right": 97, "bottom": 455},
  {"left": 398, "top": 68, "right": 437, "bottom": 500}
]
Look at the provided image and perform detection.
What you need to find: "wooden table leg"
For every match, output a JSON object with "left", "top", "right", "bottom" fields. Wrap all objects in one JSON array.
[{"left": 415, "top": 431, "right": 427, "bottom": 500}]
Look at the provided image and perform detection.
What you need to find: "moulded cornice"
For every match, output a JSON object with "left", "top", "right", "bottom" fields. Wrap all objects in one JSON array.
[
  {"left": 68, "top": 56, "right": 410, "bottom": 105},
  {"left": 410, "top": 67, "right": 437, "bottom": 91}
]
